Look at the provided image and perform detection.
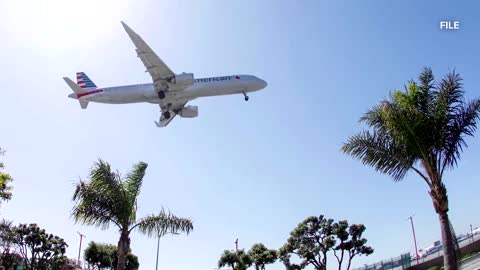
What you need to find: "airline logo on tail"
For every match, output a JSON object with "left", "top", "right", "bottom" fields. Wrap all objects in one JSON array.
[{"left": 76, "top": 72, "right": 97, "bottom": 89}]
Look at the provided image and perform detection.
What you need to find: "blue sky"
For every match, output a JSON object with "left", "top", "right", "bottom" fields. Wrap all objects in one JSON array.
[{"left": 0, "top": 0, "right": 479, "bottom": 269}]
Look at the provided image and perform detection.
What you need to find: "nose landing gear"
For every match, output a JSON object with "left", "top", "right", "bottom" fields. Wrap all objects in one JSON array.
[
  {"left": 163, "top": 111, "right": 171, "bottom": 119},
  {"left": 243, "top": 91, "right": 249, "bottom": 101},
  {"left": 158, "top": 91, "right": 166, "bottom": 99}
]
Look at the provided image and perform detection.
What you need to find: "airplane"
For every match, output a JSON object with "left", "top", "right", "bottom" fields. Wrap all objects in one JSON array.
[{"left": 63, "top": 21, "right": 268, "bottom": 127}]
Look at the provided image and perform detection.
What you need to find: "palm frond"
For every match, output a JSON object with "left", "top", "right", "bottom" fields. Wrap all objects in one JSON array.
[
  {"left": 90, "top": 159, "right": 137, "bottom": 226},
  {"left": 342, "top": 131, "right": 415, "bottom": 181},
  {"left": 359, "top": 100, "right": 422, "bottom": 148},
  {"left": 436, "top": 70, "right": 464, "bottom": 117},
  {"left": 417, "top": 67, "right": 436, "bottom": 115},
  {"left": 124, "top": 162, "right": 148, "bottom": 205},
  {"left": 72, "top": 160, "right": 135, "bottom": 229},
  {"left": 132, "top": 208, "right": 193, "bottom": 237},
  {"left": 71, "top": 180, "right": 121, "bottom": 229},
  {"left": 359, "top": 102, "right": 390, "bottom": 133},
  {"left": 419, "top": 67, "right": 435, "bottom": 92},
  {"left": 441, "top": 98, "right": 480, "bottom": 174},
  {"left": 0, "top": 219, "right": 12, "bottom": 227},
  {"left": 89, "top": 160, "right": 123, "bottom": 195}
]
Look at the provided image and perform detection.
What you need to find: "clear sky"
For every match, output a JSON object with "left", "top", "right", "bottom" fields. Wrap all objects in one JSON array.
[{"left": 0, "top": 0, "right": 479, "bottom": 269}]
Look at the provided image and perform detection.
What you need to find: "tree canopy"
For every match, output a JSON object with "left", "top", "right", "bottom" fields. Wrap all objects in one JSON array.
[
  {"left": 218, "top": 249, "right": 252, "bottom": 270},
  {"left": 342, "top": 67, "right": 480, "bottom": 270},
  {"left": 84, "top": 241, "right": 139, "bottom": 270},
  {"left": 279, "top": 215, "right": 373, "bottom": 270},
  {"left": 0, "top": 149, "right": 13, "bottom": 205},
  {"left": 279, "top": 215, "right": 335, "bottom": 270},
  {"left": 248, "top": 243, "right": 278, "bottom": 270},
  {"left": 332, "top": 221, "right": 373, "bottom": 270},
  {"left": 0, "top": 219, "right": 20, "bottom": 270},
  {"left": 13, "top": 223, "right": 69, "bottom": 270}
]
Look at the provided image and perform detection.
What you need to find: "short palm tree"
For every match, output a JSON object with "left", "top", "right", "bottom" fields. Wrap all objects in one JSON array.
[
  {"left": 72, "top": 159, "right": 194, "bottom": 270},
  {"left": 342, "top": 67, "right": 480, "bottom": 270}
]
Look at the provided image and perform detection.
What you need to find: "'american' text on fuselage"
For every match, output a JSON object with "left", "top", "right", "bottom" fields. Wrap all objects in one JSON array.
[{"left": 194, "top": 76, "right": 233, "bottom": 83}]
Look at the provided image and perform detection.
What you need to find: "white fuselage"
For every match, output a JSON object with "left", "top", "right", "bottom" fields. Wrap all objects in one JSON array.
[{"left": 70, "top": 75, "right": 267, "bottom": 105}]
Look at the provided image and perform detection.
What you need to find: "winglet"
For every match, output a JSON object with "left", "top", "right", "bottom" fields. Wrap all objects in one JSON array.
[{"left": 121, "top": 21, "right": 136, "bottom": 37}]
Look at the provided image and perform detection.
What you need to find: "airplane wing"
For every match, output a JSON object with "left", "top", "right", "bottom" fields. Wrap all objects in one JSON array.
[
  {"left": 155, "top": 101, "right": 188, "bottom": 127},
  {"left": 121, "top": 21, "right": 175, "bottom": 92}
]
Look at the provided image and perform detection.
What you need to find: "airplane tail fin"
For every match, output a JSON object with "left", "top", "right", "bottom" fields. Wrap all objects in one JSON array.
[
  {"left": 63, "top": 77, "right": 89, "bottom": 109},
  {"left": 76, "top": 72, "right": 97, "bottom": 89}
]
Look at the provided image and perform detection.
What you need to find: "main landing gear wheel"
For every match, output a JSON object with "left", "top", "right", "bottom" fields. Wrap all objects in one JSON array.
[
  {"left": 163, "top": 111, "right": 171, "bottom": 119},
  {"left": 243, "top": 92, "right": 249, "bottom": 101},
  {"left": 158, "top": 91, "right": 166, "bottom": 99}
]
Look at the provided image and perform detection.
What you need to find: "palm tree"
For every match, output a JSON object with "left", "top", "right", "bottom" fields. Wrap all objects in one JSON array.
[
  {"left": 72, "top": 159, "right": 194, "bottom": 270},
  {"left": 341, "top": 67, "right": 480, "bottom": 270}
]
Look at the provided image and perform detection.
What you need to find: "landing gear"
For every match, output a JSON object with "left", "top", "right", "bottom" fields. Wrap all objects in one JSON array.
[
  {"left": 158, "top": 91, "right": 166, "bottom": 99},
  {"left": 163, "top": 111, "right": 171, "bottom": 119},
  {"left": 243, "top": 91, "right": 249, "bottom": 101}
]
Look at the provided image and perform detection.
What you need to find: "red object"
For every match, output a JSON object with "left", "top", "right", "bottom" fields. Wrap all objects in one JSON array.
[
  {"left": 77, "top": 89, "right": 103, "bottom": 98},
  {"left": 409, "top": 216, "right": 419, "bottom": 263}
]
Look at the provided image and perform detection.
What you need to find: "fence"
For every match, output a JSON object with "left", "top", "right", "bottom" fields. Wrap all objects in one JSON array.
[{"left": 352, "top": 253, "right": 412, "bottom": 270}]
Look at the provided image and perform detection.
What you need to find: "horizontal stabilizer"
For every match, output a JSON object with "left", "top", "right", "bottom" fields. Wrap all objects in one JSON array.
[
  {"left": 63, "top": 77, "right": 85, "bottom": 94},
  {"left": 64, "top": 77, "right": 89, "bottom": 109}
]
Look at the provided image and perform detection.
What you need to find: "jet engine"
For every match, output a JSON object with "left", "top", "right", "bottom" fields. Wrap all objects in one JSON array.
[
  {"left": 179, "top": 105, "right": 198, "bottom": 118},
  {"left": 168, "top": 73, "right": 194, "bottom": 89}
]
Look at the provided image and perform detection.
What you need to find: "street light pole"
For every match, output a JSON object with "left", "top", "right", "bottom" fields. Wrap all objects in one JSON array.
[
  {"left": 471, "top": 224, "right": 474, "bottom": 242},
  {"left": 408, "top": 215, "right": 419, "bottom": 263},
  {"left": 155, "top": 235, "right": 161, "bottom": 270},
  {"left": 155, "top": 232, "right": 179, "bottom": 270},
  {"left": 77, "top": 232, "right": 86, "bottom": 267}
]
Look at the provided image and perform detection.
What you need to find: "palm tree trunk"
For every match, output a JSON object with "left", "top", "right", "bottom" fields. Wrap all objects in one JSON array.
[
  {"left": 439, "top": 211, "right": 457, "bottom": 270},
  {"left": 117, "top": 229, "right": 130, "bottom": 270},
  {"left": 429, "top": 176, "right": 457, "bottom": 270}
]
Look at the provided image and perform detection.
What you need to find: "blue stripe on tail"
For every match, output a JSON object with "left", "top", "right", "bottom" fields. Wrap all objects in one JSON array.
[{"left": 76, "top": 72, "right": 97, "bottom": 89}]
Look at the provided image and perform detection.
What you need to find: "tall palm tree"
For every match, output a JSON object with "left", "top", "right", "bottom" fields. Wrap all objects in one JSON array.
[
  {"left": 72, "top": 159, "right": 194, "bottom": 270},
  {"left": 342, "top": 67, "right": 480, "bottom": 270}
]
